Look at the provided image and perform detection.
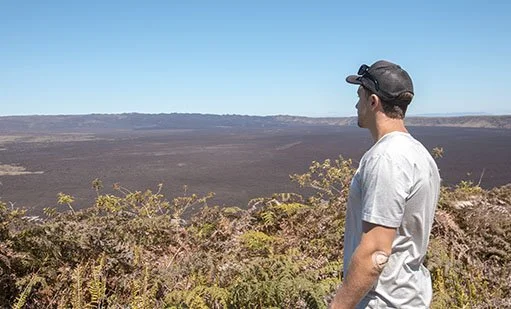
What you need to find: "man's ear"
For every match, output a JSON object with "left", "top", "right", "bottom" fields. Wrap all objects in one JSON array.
[{"left": 369, "top": 94, "right": 381, "bottom": 110}]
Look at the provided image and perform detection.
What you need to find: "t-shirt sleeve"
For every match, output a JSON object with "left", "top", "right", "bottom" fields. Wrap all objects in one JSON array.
[{"left": 360, "top": 154, "right": 411, "bottom": 228}]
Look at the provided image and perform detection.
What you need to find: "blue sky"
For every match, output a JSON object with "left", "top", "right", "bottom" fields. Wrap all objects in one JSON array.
[{"left": 1, "top": 1, "right": 510, "bottom": 117}]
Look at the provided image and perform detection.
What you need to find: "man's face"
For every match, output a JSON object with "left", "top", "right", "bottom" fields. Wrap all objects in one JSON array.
[{"left": 356, "top": 86, "right": 371, "bottom": 128}]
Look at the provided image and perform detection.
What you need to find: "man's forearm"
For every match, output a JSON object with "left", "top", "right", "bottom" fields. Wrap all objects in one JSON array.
[{"left": 329, "top": 247, "right": 385, "bottom": 309}]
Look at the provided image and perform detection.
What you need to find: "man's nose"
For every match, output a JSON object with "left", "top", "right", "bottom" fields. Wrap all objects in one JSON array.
[{"left": 355, "top": 102, "right": 359, "bottom": 109}]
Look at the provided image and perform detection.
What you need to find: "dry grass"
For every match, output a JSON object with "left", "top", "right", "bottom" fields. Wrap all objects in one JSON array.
[
  {"left": 0, "top": 133, "right": 99, "bottom": 146},
  {"left": 0, "top": 165, "right": 43, "bottom": 176}
]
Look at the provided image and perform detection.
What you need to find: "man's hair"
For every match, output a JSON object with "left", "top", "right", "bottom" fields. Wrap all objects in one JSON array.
[{"left": 363, "top": 87, "right": 413, "bottom": 119}]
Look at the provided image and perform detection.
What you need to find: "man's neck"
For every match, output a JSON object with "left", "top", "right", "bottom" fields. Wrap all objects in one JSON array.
[{"left": 370, "top": 118, "right": 408, "bottom": 142}]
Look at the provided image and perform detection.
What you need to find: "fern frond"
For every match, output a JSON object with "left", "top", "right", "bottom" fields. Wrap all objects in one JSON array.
[
  {"left": 87, "top": 253, "right": 107, "bottom": 308},
  {"left": 12, "top": 274, "right": 38, "bottom": 309},
  {"left": 72, "top": 264, "right": 85, "bottom": 309}
]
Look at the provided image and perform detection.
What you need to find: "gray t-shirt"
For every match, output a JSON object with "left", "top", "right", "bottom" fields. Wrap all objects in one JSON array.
[{"left": 343, "top": 131, "right": 440, "bottom": 308}]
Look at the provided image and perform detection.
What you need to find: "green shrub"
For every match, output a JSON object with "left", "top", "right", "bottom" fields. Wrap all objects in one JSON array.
[{"left": 0, "top": 157, "right": 509, "bottom": 308}]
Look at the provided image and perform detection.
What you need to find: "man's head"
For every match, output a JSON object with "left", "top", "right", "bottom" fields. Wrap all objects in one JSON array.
[{"left": 346, "top": 60, "right": 414, "bottom": 127}]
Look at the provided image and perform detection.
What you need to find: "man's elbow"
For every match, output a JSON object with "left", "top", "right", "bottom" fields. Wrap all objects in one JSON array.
[{"left": 371, "top": 250, "right": 390, "bottom": 273}]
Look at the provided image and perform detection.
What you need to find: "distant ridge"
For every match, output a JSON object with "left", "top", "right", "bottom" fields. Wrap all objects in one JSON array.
[
  {"left": 275, "top": 115, "right": 511, "bottom": 129},
  {"left": 410, "top": 112, "right": 494, "bottom": 117},
  {"left": 0, "top": 113, "right": 510, "bottom": 132}
]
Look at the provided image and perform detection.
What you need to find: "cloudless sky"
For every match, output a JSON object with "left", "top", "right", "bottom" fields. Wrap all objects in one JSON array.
[{"left": 1, "top": 0, "right": 510, "bottom": 117}]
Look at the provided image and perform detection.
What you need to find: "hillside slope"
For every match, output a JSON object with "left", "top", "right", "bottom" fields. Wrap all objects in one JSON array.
[{"left": 0, "top": 113, "right": 510, "bottom": 132}]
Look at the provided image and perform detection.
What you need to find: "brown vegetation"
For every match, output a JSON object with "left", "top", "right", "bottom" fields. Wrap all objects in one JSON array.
[{"left": 0, "top": 156, "right": 510, "bottom": 308}]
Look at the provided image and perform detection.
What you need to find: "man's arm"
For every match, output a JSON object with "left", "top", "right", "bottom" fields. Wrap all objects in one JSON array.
[{"left": 329, "top": 222, "right": 396, "bottom": 309}]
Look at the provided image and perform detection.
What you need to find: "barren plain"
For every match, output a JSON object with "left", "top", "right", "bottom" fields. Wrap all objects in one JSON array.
[{"left": 0, "top": 125, "right": 510, "bottom": 215}]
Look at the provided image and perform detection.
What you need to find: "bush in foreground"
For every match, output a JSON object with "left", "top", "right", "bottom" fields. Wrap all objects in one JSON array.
[{"left": 0, "top": 157, "right": 510, "bottom": 308}]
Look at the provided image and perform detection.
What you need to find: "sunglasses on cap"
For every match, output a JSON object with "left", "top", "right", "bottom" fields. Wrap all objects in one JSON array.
[{"left": 357, "top": 64, "right": 380, "bottom": 92}]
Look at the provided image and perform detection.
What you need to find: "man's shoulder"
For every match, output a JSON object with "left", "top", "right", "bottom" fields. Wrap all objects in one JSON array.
[
  {"left": 362, "top": 133, "right": 434, "bottom": 171},
  {"left": 376, "top": 131, "right": 418, "bottom": 148}
]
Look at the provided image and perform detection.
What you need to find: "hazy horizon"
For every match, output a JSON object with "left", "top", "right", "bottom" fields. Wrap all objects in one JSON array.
[{"left": 0, "top": 112, "right": 511, "bottom": 118}]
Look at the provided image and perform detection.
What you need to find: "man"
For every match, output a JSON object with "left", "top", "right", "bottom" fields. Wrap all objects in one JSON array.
[{"left": 330, "top": 60, "right": 440, "bottom": 308}]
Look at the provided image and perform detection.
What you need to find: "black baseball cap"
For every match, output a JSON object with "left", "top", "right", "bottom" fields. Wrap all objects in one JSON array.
[{"left": 346, "top": 60, "right": 414, "bottom": 105}]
